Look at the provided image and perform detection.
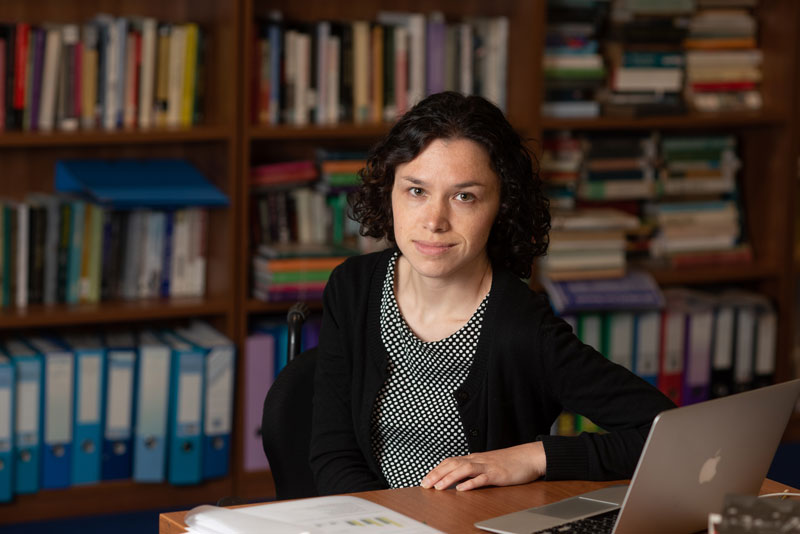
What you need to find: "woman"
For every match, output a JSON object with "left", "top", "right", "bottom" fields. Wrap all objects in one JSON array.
[{"left": 310, "top": 91, "right": 675, "bottom": 496}]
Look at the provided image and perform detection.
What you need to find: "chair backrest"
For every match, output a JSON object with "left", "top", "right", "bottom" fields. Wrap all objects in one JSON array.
[{"left": 261, "top": 347, "right": 318, "bottom": 500}]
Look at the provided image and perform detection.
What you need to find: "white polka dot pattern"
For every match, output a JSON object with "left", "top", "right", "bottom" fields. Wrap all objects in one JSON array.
[{"left": 370, "top": 252, "right": 489, "bottom": 488}]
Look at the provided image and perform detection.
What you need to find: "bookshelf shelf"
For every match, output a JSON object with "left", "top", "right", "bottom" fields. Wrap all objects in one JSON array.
[
  {"left": 0, "top": 477, "right": 232, "bottom": 525},
  {"left": 0, "top": 126, "right": 234, "bottom": 148},
  {"left": 0, "top": 298, "right": 231, "bottom": 330},
  {"left": 248, "top": 123, "right": 392, "bottom": 140},
  {"left": 245, "top": 299, "right": 323, "bottom": 315},
  {"left": 540, "top": 110, "right": 787, "bottom": 131},
  {"left": 640, "top": 261, "right": 779, "bottom": 286}
]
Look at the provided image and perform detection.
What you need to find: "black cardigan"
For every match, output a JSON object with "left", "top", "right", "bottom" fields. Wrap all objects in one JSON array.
[{"left": 310, "top": 248, "right": 675, "bottom": 495}]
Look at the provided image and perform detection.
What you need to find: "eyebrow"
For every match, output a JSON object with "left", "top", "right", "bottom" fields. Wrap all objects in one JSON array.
[{"left": 398, "top": 176, "right": 487, "bottom": 189}]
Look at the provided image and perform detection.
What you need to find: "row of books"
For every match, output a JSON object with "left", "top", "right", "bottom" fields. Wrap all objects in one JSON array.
[
  {"left": 252, "top": 11, "right": 508, "bottom": 126},
  {"left": 541, "top": 132, "right": 739, "bottom": 206},
  {"left": 242, "top": 318, "right": 321, "bottom": 473},
  {"left": 0, "top": 321, "right": 234, "bottom": 502},
  {"left": 0, "top": 17, "right": 205, "bottom": 133},
  {"left": 543, "top": 0, "right": 762, "bottom": 118},
  {"left": 555, "top": 286, "right": 776, "bottom": 410},
  {"left": 541, "top": 132, "right": 746, "bottom": 278},
  {"left": 0, "top": 198, "right": 209, "bottom": 308}
]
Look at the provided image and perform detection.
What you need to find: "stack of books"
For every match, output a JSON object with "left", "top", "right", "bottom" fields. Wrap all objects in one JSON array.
[
  {"left": 0, "top": 16, "right": 205, "bottom": 133},
  {"left": 601, "top": 0, "right": 690, "bottom": 117},
  {"left": 541, "top": 0, "right": 608, "bottom": 119},
  {"left": 647, "top": 134, "right": 749, "bottom": 266},
  {"left": 685, "top": 4, "right": 762, "bottom": 112},
  {"left": 540, "top": 131, "right": 582, "bottom": 210},
  {"left": 542, "top": 207, "right": 640, "bottom": 280},
  {"left": 252, "top": 244, "right": 356, "bottom": 302},
  {"left": 577, "top": 133, "right": 658, "bottom": 201}
]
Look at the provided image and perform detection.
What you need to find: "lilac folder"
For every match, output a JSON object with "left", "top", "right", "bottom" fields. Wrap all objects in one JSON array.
[{"left": 244, "top": 333, "right": 275, "bottom": 472}]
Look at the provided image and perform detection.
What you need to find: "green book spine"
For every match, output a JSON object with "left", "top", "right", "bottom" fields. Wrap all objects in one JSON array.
[{"left": 268, "top": 269, "right": 332, "bottom": 284}]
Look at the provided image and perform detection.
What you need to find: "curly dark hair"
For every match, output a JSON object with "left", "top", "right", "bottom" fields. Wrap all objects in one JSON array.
[{"left": 350, "top": 91, "right": 550, "bottom": 279}]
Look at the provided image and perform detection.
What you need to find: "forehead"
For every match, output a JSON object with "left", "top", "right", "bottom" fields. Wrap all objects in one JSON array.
[{"left": 395, "top": 138, "right": 498, "bottom": 186}]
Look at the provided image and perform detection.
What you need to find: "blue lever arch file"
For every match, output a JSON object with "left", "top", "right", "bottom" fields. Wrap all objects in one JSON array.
[
  {"left": 55, "top": 159, "right": 229, "bottom": 209},
  {"left": 133, "top": 330, "right": 171, "bottom": 483},
  {"left": 4, "top": 339, "right": 43, "bottom": 495},
  {"left": 62, "top": 333, "right": 106, "bottom": 486},
  {"left": 175, "top": 321, "right": 235, "bottom": 480}
]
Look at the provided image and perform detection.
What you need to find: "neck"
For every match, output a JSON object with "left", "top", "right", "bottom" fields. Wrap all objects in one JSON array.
[{"left": 394, "top": 253, "right": 492, "bottom": 320}]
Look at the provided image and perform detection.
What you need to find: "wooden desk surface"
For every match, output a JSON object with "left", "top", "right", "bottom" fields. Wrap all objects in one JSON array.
[{"left": 159, "top": 478, "right": 795, "bottom": 534}]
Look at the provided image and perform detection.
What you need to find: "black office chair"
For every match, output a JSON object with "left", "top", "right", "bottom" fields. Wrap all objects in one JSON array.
[{"left": 261, "top": 303, "right": 319, "bottom": 500}]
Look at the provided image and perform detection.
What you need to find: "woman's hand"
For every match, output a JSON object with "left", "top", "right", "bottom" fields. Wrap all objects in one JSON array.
[{"left": 420, "top": 441, "right": 547, "bottom": 491}]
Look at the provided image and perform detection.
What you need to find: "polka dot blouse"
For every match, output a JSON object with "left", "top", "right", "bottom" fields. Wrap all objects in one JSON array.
[{"left": 370, "top": 252, "right": 489, "bottom": 488}]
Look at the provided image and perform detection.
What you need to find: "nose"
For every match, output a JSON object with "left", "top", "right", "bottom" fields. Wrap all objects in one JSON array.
[{"left": 423, "top": 198, "right": 450, "bottom": 233}]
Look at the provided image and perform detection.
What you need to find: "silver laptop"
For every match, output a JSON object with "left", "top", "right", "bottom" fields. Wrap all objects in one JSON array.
[{"left": 475, "top": 378, "right": 800, "bottom": 534}]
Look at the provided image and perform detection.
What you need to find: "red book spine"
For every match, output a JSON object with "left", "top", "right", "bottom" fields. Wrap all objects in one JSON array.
[
  {"left": 691, "top": 81, "right": 757, "bottom": 93},
  {"left": 0, "top": 38, "right": 6, "bottom": 131},
  {"left": 13, "top": 22, "right": 30, "bottom": 111}
]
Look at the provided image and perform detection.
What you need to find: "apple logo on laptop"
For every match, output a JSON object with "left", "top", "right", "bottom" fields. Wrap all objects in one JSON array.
[{"left": 699, "top": 449, "right": 722, "bottom": 484}]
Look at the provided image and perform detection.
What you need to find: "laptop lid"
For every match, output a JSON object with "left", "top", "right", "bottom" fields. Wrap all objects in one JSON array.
[
  {"left": 613, "top": 378, "right": 800, "bottom": 534},
  {"left": 474, "top": 379, "right": 800, "bottom": 534}
]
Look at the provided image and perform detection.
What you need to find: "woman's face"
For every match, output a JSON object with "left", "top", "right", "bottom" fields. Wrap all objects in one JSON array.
[{"left": 391, "top": 137, "right": 501, "bottom": 282}]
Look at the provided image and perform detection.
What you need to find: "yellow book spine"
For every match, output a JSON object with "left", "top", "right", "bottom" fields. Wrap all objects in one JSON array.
[{"left": 181, "top": 23, "right": 198, "bottom": 127}]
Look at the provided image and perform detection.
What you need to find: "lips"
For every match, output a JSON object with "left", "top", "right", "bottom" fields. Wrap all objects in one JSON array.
[{"left": 413, "top": 240, "right": 454, "bottom": 256}]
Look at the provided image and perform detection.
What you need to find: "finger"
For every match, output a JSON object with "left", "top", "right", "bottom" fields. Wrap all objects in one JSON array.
[
  {"left": 420, "top": 457, "right": 464, "bottom": 489},
  {"left": 432, "top": 461, "right": 486, "bottom": 490},
  {"left": 456, "top": 472, "right": 491, "bottom": 491}
]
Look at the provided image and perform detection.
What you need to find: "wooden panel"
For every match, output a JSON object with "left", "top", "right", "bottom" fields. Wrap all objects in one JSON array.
[
  {"left": 0, "top": 297, "right": 230, "bottom": 329},
  {"left": 540, "top": 111, "right": 786, "bottom": 131}
]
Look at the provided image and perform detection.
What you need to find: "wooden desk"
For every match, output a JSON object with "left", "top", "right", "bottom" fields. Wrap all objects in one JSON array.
[{"left": 159, "top": 478, "right": 795, "bottom": 533}]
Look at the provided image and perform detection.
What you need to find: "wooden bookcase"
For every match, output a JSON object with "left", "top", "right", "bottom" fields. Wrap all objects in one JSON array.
[
  {"left": 0, "top": 0, "right": 242, "bottom": 524},
  {"left": 2, "top": 0, "right": 799, "bottom": 524}
]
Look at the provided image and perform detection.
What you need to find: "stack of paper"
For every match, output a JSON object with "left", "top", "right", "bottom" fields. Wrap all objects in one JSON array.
[{"left": 184, "top": 496, "right": 443, "bottom": 534}]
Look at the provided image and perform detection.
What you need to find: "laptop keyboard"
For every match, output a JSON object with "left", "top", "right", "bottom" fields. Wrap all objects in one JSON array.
[{"left": 533, "top": 509, "right": 620, "bottom": 534}]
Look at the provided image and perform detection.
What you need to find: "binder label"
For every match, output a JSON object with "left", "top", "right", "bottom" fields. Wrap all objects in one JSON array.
[
  {"left": 0, "top": 387, "right": 10, "bottom": 446},
  {"left": 106, "top": 354, "right": 134, "bottom": 438},
  {"left": 78, "top": 355, "right": 101, "bottom": 423},
  {"left": 205, "top": 348, "right": 233, "bottom": 435},
  {"left": 17, "top": 376, "right": 39, "bottom": 439},
  {"left": 178, "top": 372, "right": 202, "bottom": 434},
  {"left": 45, "top": 355, "right": 74, "bottom": 443},
  {"left": 139, "top": 350, "right": 170, "bottom": 435}
]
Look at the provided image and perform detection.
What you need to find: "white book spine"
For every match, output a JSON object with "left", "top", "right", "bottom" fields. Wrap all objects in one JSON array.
[{"left": 327, "top": 36, "right": 340, "bottom": 125}]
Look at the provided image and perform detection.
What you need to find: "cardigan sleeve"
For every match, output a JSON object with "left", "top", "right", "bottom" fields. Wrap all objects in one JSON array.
[
  {"left": 535, "top": 310, "right": 676, "bottom": 481},
  {"left": 309, "top": 263, "right": 387, "bottom": 495}
]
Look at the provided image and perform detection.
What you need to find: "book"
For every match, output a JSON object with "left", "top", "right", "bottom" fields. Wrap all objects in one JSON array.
[{"left": 542, "top": 270, "right": 664, "bottom": 315}]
